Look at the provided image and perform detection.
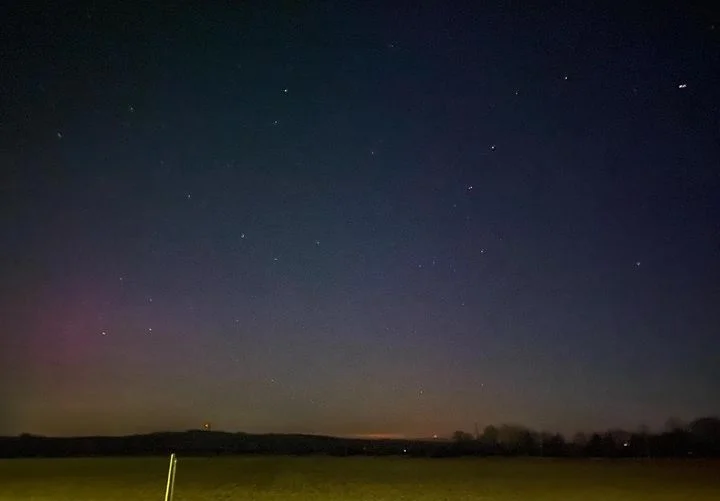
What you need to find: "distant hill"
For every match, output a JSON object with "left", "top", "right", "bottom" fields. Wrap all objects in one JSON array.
[
  {"left": 0, "top": 430, "right": 456, "bottom": 458},
  {"left": 2, "top": 419, "right": 719, "bottom": 458}
]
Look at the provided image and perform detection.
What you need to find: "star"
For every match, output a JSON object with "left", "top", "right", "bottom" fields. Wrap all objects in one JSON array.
[
  {"left": 147, "top": 328, "right": 152, "bottom": 334},
  {"left": 240, "top": 233, "right": 246, "bottom": 239},
  {"left": 490, "top": 144, "right": 496, "bottom": 151},
  {"left": 678, "top": 83, "right": 687, "bottom": 89},
  {"left": 315, "top": 240, "right": 320, "bottom": 246},
  {"left": 56, "top": 131, "right": 63, "bottom": 139},
  {"left": 101, "top": 331, "right": 107, "bottom": 336},
  {"left": 128, "top": 105, "right": 135, "bottom": 113},
  {"left": 186, "top": 193, "right": 192, "bottom": 200},
  {"left": 283, "top": 88, "right": 288, "bottom": 94},
  {"left": 467, "top": 185, "right": 473, "bottom": 191},
  {"left": 635, "top": 261, "right": 641, "bottom": 267}
]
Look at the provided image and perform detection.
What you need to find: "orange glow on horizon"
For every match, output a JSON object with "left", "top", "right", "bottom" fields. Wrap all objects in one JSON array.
[{"left": 344, "top": 433, "right": 408, "bottom": 440}]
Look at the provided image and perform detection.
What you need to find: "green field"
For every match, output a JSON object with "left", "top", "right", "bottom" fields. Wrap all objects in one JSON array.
[{"left": 1, "top": 456, "right": 719, "bottom": 500}]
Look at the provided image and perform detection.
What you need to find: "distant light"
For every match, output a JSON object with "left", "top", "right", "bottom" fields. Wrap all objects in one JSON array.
[
  {"left": 623, "top": 442, "right": 629, "bottom": 447},
  {"left": 433, "top": 434, "right": 438, "bottom": 439},
  {"left": 403, "top": 448, "right": 407, "bottom": 453},
  {"left": 678, "top": 83, "right": 687, "bottom": 89},
  {"left": 56, "top": 131, "right": 63, "bottom": 139},
  {"left": 635, "top": 261, "right": 641, "bottom": 267},
  {"left": 283, "top": 88, "right": 288, "bottom": 94},
  {"left": 101, "top": 331, "right": 107, "bottom": 336}
]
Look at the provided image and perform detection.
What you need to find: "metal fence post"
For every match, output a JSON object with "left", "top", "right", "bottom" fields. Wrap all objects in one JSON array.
[{"left": 164, "top": 453, "right": 177, "bottom": 501}]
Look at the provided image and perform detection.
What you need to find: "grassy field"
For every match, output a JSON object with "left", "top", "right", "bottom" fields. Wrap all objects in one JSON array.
[{"left": 1, "top": 456, "right": 719, "bottom": 500}]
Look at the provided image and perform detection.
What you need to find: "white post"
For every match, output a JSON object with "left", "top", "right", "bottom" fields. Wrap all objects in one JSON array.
[{"left": 164, "top": 453, "right": 177, "bottom": 501}]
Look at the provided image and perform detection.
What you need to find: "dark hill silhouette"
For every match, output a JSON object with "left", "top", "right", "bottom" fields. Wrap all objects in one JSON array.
[{"left": 2, "top": 417, "right": 719, "bottom": 458}]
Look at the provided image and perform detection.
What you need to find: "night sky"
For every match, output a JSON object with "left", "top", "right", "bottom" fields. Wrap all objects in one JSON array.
[{"left": 1, "top": 2, "right": 719, "bottom": 439}]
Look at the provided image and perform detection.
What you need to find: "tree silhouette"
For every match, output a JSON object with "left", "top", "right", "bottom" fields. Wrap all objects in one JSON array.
[{"left": 452, "top": 430, "right": 475, "bottom": 443}]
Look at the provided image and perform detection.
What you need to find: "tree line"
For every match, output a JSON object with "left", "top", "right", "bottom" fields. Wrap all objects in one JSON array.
[
  {"left": 450, "top": 417, "right": 720, "bottom": 457},
  {"left": 0, "top": 416, "right": 718, "bottom": 458}
]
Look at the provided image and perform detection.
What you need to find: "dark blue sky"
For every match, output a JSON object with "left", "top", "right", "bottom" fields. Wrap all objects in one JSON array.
[{"left": 1, "top": 1, "right": 719, "bottom": 438}]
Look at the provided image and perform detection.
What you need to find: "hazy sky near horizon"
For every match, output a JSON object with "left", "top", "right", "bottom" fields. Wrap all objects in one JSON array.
[{"left": 1, "top": 1, "right": 719, "bottom": 438}]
